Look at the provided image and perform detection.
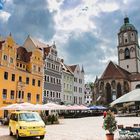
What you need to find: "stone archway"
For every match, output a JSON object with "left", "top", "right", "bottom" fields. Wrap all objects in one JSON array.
[
  {"left": 105, "top": 83, "right": 112, "bottom": 104},
  {"left": 117, "top": 83, "right": 122, "bottom": 98}
]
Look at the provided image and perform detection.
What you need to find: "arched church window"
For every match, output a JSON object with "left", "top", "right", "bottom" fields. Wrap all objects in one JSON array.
[
  {"left": 99, "top": 82, "right": 104, "bottom": 91},
  {"left": 111, "top": 80, "right": 116, "bottom": 89},
  {"left": 125, "top": 48, "right": 130, "bottom": 59},
  {"left": 131, "top": 32, "right": 135, "bottom": 41},
  {"left": 124, "top": 81, "right": 129, "bottom": 94}
]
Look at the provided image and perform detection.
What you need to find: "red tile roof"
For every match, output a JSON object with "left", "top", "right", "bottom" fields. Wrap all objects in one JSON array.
[
  {"left": 100, "top": 61, "right": 131, "bottom": 80},
  {"left": 68, "top": 65, "right": 77, "bottom": 72},
  {"left": 17, "top": 47, "right": 32, "bottom": 62}
]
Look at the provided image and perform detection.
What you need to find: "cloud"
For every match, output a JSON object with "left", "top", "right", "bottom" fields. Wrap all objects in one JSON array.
[
  {"left": 0, "top": 0, "right": 56, "bottom": 44},
  {"left": 0, "top": 11, "right": 10, "bottom": 22}
]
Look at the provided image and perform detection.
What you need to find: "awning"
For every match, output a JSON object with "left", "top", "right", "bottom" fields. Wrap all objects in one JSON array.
[{"left": 110, "top": 89, "right": 140, "bottom": 107}]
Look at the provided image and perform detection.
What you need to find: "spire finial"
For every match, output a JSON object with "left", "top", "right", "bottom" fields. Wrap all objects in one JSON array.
[{"left": 124, "top": 16, "right": 129, "bottom": 24}]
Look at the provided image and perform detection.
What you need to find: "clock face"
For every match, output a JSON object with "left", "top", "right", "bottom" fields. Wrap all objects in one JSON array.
[{"left": 123, "top": 32, "right": 128, "bottom": 37}]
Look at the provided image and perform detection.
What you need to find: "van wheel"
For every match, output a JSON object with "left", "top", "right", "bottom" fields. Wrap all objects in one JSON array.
[
  {"left": 9, "top": 127, "right": 13, "bottom": 136},
  {"left": 40, "top": 135, "right": 45, "bottom": 139},
  {"left": 16, "top": 131, "right": 21, "bottom": 140}
]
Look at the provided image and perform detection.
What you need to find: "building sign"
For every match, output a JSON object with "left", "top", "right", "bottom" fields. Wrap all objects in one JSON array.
[{"left": 3, "top": 101, "right": 12, "bottom": 104}]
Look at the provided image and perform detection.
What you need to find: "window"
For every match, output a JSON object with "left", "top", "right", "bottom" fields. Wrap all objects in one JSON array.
[
  {"left": 10, "top": 57, "right": 13, "bottom": 63},
  {"left": 10, "top": 90, "right": 14, "bottom": 100},
  {"left": 18, "top": 91, "right": 21, "bottom": 99},
  {"left": 20, "top": 63, "right": 22, "bottom": 68},
  {"left": 27, "top": 93, "right": 31, "bottom": 101},
  {"left": 38, "top": 67, "right": 41, "bottom": 72},
  {"left": 125, "top": 39, "right": 128, "bottom": 43},
  {"left": 19, "top": 76, "right": 22, "bottom": 82},
  {"left": 45, "top": 75, "right": 47, "bottom": 82},
  {"left": 50, "top": 91, "right": 52, "bottom": 97},
  {"left": 38, "top": 80, "right": 41, "bottom": 87},
  {"left": 4, "top": 72, "right": 8, "bottom": 80},
  {"left": 47, "top": 76, "right": 50, "bottom": 82},
  {"left": 26, "top": 77, "right": 29, "bottom": 84},
  {"left": 17, "top": 63, "right": 19, "bottom": 67},
  {"left": 33, "top": 65, "right": 36, "bottom": 71},
  {"left": 32, "top": 79, "right": 35, "bottom": 86},
  {"left": 22, "top": 91, "right": 24, "bottom": 99},
  {"left": 3, "top": 89, "right": 7, "bottom": 99},
  {"left": 3, "top": 55, "right": 7, "bottom": 60},
  {"left": 36, "top": 94, "right": 40, "bottom": 102},
  {"left": 44, "top": 90, "right": 46, "bottom": 96},
  {"left": 125, "top": 48, "right": 130, "bottom": 59},
  {"left": 12, "top": 74, "right": 15, "bottom": 81},
  {"left": 47, "top": 91, "right": 49, "bottom": 97}
]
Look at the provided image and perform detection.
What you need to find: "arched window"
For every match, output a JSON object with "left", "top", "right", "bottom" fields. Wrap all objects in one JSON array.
[
  {"left": 117, "top": 83, "right": 122, "bottom": 98},
  {"left": 105, "top": 83, "right": 112, "bottom": 103},
  {"left": 125, "top": 48, "right": 130, "bottom": 59},
  {"left": 99, "top": 81, "right": 104, "bottom": 91},
  {"left": 111, "top": 80, "right": 116, "bottom": 89},
  {"left": 124, "top": 81, "right": 129, "bottom": 94}
]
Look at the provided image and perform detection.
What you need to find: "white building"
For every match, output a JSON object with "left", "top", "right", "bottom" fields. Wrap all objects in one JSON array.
[{"left": 68, "top": 65, "right": 85, "bottom": 105}]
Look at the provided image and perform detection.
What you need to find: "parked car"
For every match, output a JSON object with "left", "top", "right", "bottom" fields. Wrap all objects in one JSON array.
[{"left": 9, "top": 111, "right": 46, "bottom": 140}]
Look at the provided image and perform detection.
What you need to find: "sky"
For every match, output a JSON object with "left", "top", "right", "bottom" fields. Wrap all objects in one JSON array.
[{"left": 0, "top": 0, "right": 140, "bottom": 83}]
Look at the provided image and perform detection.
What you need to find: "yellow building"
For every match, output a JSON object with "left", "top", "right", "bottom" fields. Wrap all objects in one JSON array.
[{"left": 0, "top": 34, "right": 43, "bottom": 118}]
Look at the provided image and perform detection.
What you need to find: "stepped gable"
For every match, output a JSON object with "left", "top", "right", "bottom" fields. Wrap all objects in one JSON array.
[{"left": 100, "top": 61, "right": 131, "bottom": 80}]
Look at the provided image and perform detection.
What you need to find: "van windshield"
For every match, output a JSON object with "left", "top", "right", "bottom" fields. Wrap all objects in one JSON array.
[{"left": 19, "top": 113, "right": 42, "bottom": 121}]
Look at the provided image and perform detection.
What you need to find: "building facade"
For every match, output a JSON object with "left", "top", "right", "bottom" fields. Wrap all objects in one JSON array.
[
  {"left": 69, "top": 65, "right": 85, "bottom": 104},
  {"left": 43, "top": 44, "right": 62, "bottom": 104},
  {"left": 61, "top": 61, "right": 74, "bottom": 105},
  {"left": 0, "top": 34, "right": 43, "bottom": 117},
  {"left": 94, "top": 17, "right": 140, "bottom": 105},
  {"left": 84, "top": 84, "right": 93, "bottom": 106}
]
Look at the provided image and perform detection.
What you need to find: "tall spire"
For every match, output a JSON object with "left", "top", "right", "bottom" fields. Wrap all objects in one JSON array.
[{"left": 81, "top": 65, "right": 84, "bottom": 73}]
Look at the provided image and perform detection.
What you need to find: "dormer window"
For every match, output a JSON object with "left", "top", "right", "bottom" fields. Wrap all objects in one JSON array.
[{"left": 3, "top": 55, "right": 7, "bottom": 60}]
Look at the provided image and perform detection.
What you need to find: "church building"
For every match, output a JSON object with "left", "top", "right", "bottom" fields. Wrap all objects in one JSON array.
[{"left": 94, "top": 17, "right": 140, "bottom": 105}]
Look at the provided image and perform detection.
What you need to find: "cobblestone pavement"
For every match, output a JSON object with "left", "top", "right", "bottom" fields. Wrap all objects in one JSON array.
[{"left": 0, "top": 116, "right": 140, "bottom": 140}]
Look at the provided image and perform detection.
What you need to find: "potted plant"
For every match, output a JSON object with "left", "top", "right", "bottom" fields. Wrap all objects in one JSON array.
[{"left": 103, "top": 110, "right": 117, "bottom": 140}]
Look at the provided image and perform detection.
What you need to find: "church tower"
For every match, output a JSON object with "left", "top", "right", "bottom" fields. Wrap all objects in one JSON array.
[{"left": 118, "top": 17, "right": 140, "bottom": 73}]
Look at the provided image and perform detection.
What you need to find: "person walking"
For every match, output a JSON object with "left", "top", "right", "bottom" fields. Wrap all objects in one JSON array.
[{"left": 103, "top": 111, "right": 107, "bottom": 118}]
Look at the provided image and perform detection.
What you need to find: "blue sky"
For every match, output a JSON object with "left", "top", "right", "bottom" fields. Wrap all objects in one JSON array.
[{"left": 0, "top": 0, "right": 140, "bottom": 83}]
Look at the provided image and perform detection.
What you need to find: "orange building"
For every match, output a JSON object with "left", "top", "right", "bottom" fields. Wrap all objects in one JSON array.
[{"left": 0, "top": 34, "right": 43, "bottom": 117}]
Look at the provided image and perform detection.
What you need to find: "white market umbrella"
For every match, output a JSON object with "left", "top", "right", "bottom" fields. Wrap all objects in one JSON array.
[
  {"left": 0, "top": 103, "right": 24, "bottom": 110},
  {"left": 110, "top": 89, "right": 140, "bottom": 107}
]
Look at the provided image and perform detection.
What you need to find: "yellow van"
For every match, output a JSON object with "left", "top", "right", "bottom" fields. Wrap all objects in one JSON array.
[{"left": 9, "top": 111, "right": 46, "bottom": 140}]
